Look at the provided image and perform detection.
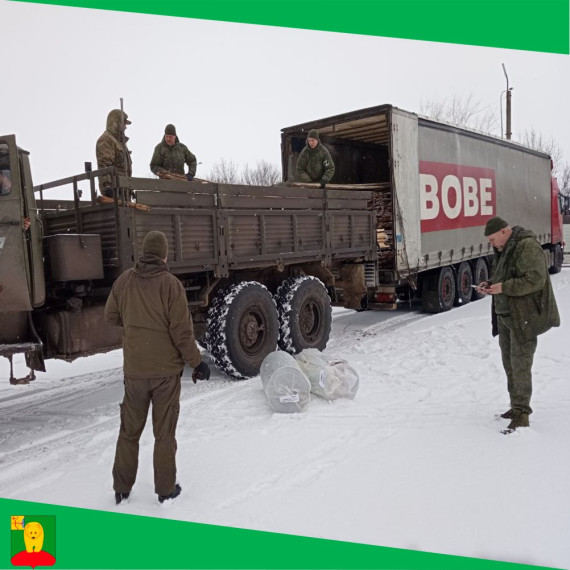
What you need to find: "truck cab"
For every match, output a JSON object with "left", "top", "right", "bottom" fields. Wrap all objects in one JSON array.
[{"left": 0, "top": 135, "right": 45, "bottom": 380}]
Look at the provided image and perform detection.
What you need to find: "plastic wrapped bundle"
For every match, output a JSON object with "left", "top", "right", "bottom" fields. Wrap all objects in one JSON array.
[
  {"left": 294, "top": 348, "right": 359, "bottom": 400},
  {"left": 260, "top": 351, "right": 311, "bottom": 413}
]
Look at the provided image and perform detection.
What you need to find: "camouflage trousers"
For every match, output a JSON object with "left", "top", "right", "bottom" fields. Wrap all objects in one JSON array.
[
  {"left": 497, "top": 315, "right": 537, "bottom": 415},
  {"left": 112, "top": 373, "right": 181, "bottom": 496}
]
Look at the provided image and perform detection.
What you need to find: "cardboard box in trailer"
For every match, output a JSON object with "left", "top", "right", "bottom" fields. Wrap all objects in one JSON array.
[{"left": 281, "top": 104, "right": 565, "bottom": 312}]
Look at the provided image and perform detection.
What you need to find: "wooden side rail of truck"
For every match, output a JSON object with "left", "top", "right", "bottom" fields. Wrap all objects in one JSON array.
[{"left": 1, "top": 134, "right": 377, "bottom": 382}]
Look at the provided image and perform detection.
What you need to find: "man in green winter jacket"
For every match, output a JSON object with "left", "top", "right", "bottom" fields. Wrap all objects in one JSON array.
[
  {"left": 150, "top": 124, "right": 197, "bottom": 180},
  {"left": 96, "top": 109, "right": 133, "bottom": 198},
  {"left": 477, "top": 217, "right": 560, "bottom": 433},
  {"left": 105, "top": 230, "right": 210, "bottom": 504},
  {"left": 296, "top": 129, "right": 335, "bottom": 188}
]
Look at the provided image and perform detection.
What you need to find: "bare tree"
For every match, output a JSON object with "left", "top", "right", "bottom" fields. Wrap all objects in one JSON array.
[
  {"left": 517, "top": 128, "right": 564, "bottom": 165},
  {"left": 517, "top": 127, "right": 569, "bottom": 195},
  {"left": 241, "top": 160, "right": 281, "bottom": 186},
  {"left": 557, "top": 163, "right": 570, "bottom": 197},
  {"left": 206, "top": 158, "right": 281, "bottom": 185},
  {"left": 207, "top": 158, "right": 241, "bottom": 184},
  {"left": 420, "top": 94, "right": 499, "bottom": 134}
]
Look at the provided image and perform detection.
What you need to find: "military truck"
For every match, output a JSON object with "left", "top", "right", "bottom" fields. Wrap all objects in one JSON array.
[
  {"left": 0, "top": 133, "right": 376, "bottom": 383},
  {"left": 281, "top": 104, "right": 565, "bottom": 311},
  {"left": 0, "top": 104, "right": 565, "bottom": 383}
]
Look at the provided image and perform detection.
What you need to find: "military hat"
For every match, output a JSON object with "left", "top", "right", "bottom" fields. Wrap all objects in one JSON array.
[
  {"left": 165, "top": 124, "right": 177, "bottom": 136},
  {"left": 142, "top": 230, "right": 168, "bottom": 259},
  {"left": 484, "top": 216, "right": 509, "bottom": 236},
  {"left": 307, "top": 129, "right": 320, "bottom": 141}
]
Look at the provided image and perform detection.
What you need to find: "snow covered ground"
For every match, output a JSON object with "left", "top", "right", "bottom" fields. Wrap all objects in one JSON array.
[{"left": 1, "top": 269, "right": 569, "bottom": 568}]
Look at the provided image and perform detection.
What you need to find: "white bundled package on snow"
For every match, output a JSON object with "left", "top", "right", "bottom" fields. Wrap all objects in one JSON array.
[
  {"left": 294, "top": 348, "right": 359, "bottom": 400},
  {"left": 260, "top": 351, "right": 311, "bottom": 413}
]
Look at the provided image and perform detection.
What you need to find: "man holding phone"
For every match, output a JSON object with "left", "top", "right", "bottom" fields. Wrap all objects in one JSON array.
[{"left": 477, "top": 217, "right": 560, "bottom": 434}]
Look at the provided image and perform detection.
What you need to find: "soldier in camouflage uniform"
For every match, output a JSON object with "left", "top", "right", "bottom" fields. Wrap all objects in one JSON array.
[
  {"left": 150, "top": 124, "right": 197, "bottom": 180},
  {"left": 96, "top": 109, "right": 133, "bottom": 198},
  {"left": 478, "top": 217, "right": 560, "bottom": 433},
  {"left": 296, "top": 129, "right": 335, "bottom": 188}
]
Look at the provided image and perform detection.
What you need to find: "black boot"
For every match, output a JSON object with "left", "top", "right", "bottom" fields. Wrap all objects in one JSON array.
[
  {"left": 158, "top": 483, "right": 182, "bottom": 504},
  {"left": 115, "top": 492, "right": 130, "bottom": 505},
  {"left": 501, "top": 413, "right": 529, "bottom": 434}
]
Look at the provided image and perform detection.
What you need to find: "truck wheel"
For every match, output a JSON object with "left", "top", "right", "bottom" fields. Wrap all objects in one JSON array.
[
  {"left": 275, "top": 276, "right": 332, "bottom": 354},
  {"left": 549, "top": 244, "right": 563, "bottom": 274},
  {"left": 454, "top": 262, "right": 473, "bottom": 306},
  {"left": 472, "top": 258, "right": 489, "bottom": 300},
  {"left": 206, "top": 282, "right": 278, "bottom": 379},
  {"left": 422, "top": 266, "right": 455, "bottom": 313}
]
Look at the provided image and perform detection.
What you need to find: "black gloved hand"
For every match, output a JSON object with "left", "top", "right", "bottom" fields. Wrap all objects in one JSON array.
[
  {"left": 319, "top": 179, "right": 326, "bottom": 189},
  {"left": 186, "top": 173, "right": 194, "bottom": 181},
  {"left": 326, "top": 285, "right": 337, "bottom": 302},
  {"left": 192, "top": 361, "right": 210, "bottom": 383},
  {"left": 103, "top": 187, "right": 114, "bottom": 198}
]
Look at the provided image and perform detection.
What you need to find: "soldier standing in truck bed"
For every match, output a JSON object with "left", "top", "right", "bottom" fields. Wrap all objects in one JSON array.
[
  {"left": 96, "top": 109, "right": 133, "bottom": 198},
  {"left": 150, "top": 124, "right": 197, "bottom": 180},
  {"left": 296, "top": 129, "right": 335, "bottom": 188}
]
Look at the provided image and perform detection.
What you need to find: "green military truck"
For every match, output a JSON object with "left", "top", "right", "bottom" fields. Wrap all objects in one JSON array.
[{"left": 0, "top": 133, "right": 376, "bottom": 383}]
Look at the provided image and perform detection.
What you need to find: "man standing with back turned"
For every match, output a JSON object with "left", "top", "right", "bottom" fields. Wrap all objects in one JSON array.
[
  {"left": 477, "top": 217, "right": 560, "bottom": 434},
  {"left": 105, "top": 230, "right": 210, "bottom": 504}
]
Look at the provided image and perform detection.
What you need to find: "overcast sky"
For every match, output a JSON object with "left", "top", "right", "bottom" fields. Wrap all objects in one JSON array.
[{"left": 2, "top": 1, "right": 569, "bottom": 187}]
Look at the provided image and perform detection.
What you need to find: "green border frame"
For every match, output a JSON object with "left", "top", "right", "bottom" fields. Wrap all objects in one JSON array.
[
  {"left": 2, "top": 2, "right": 568, "bottom": 567},
  {"left": 1, "top": 499, "right": 557, "bottom": 569},
  {"left": 8, "top": 0, "right": 570, "bottom": 54}
]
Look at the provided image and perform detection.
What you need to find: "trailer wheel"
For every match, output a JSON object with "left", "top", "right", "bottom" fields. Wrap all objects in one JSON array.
[
  {"left": 454, "top": 262, "right": 473, "bottom": 306},
  {"left": 275, "top": 276, "right": 332, "bottom": 354},
  {"left": 206, "top": 282, "right": 278, "bottom": 379},
  {"left": 422, "top": 266, "right": 455, "bottom": 313},
  {"left": 549, "top": 244, "right": 563, "bottom": 274},
  {"left": 472, "top": 258, "right": 489, "bottom": 301}
]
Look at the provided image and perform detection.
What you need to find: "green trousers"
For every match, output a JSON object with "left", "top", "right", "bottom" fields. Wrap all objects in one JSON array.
[
  {"left": 497, "top": 315, "right": 537, "bottom": 415},
  {"left": 112, "top": 373, "right": 181, "bottom": 496}
]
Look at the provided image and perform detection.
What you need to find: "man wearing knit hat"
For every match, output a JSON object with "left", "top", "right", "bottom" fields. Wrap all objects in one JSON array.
[
  {"left": 296, "top": 129, "right": 335, "bottom": 189},
  {"left": 477, "top": 216, "right": 560, "bottom": 434},
  {"left": 150, "top": 124, "right": 197, "bottom": 181},
  {"left": 105, "top": 230, "right": 210, "bottom": 504}
]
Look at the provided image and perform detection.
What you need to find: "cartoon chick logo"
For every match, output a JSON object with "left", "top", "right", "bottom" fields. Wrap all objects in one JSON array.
[{"left": 11, "top": 516, "right": 56, "bottom": 569}]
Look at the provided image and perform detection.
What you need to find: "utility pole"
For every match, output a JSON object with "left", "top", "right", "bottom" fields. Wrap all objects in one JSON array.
[{"left": 502, "top": 64, "right": 513, "bottom": 140}]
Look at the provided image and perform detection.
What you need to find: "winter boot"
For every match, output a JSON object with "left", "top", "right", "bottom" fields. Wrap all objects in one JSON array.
[
  {"left": 115, "top": 492, "right": 130, "bottom": 505},
  {"left": 158, "top": 483, "right": 182, "bottom": 504},
  {"left": 500, "top": 409, "right": 514, "bottom": 419},
  {"left": 501, "top": 412, "right": 529, "bottom": 434}
]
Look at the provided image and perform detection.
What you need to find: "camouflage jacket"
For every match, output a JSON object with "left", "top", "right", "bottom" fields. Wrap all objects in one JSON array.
[
  {"left": 96, "top": 110, "right": 132, "bottom": 192},
  {"left": 490, "top": 226, "right": 560, "bottom": 342},
  {"left": 296, "top": 142, "right": 335, "bottom": 183},
  {"left": 104, "top": 255, "right": 202, "bottom": 377},
  {"left": 150, "top": 138, "right": 197, "bottom": 177}
]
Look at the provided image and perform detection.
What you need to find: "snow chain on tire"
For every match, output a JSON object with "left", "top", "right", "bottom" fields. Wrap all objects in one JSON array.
[
  {"left": 275, "top": 275, "right": 332, "bottom": 354},
  {"left": 206, "top": 282, "right": 278, "bottom": 379}
]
